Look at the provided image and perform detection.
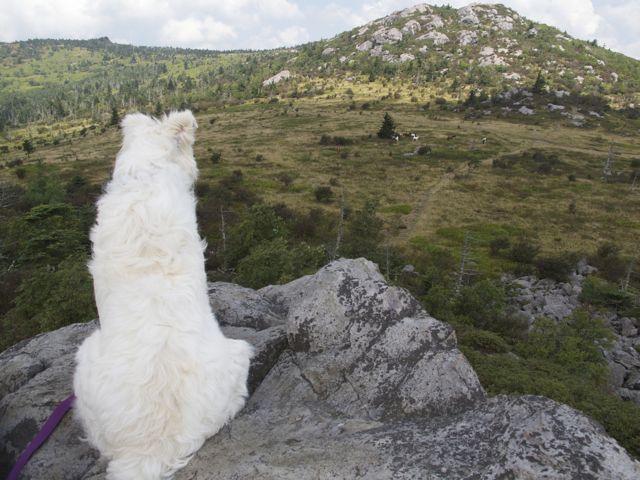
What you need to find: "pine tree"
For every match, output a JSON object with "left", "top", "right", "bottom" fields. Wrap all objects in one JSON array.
[
  {"left": 532, "top": 71, "right": 546, "bottom": 94},
  {"left": 377, "top": 112, "right": 397, "bottom": 139},
  {"left": 110, "top": 107, "right": 120, "bottom": 127}
]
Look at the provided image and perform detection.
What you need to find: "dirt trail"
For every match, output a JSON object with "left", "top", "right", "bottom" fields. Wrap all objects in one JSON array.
[{"left": 394, "top": 149, "right": 524, "bottom": 244}]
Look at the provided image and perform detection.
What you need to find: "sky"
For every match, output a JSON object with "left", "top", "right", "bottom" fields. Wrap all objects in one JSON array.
[{"left": 0, "top": 0, "right": 638, "bottom": 60}]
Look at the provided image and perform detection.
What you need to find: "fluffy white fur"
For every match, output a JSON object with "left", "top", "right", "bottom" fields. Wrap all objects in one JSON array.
[{"left": 73, "top": 111, "right": 252, "bottom": 480}]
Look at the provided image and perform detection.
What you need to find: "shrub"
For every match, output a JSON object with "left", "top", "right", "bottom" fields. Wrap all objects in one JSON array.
[
  {"left": 319, "top": 135, "right": 353, "bottom": 146},
  {"left": 1, "top": 257, "right": 96, "bottom": 350},
  {"left": 535, "top": 254, "right": 575, "bottom": 282},
  {"left": 590, "top": 242, "right": 627, "bottom": 282},
  {"left": 314, "top": 186, "right": 334, "bottom": 203},
  {"left": 416, "top": 146, "right": 432, "bottom": 156},
  {"left": 459, "top": 329, "right": 510, "bottom": 354},
  {"left": 210, "top": 151, "right": 222, "bottom": 163},
  {"left": 255, "top": 153, "right": 266, "bottom": 162},
  {"left": 235, "top": 238, "right": 323, "bottom": 289},
  {"left": 509, "top": 239, "right": 539, "bottom": 264},
  {"left": 580, "top": 276, "right": 633, "bottom": 310},
  {"left": 489, "top": 237, "right": 510, "bottom": 256}
]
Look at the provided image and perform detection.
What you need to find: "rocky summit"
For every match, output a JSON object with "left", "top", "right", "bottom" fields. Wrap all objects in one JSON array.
[{"left": 1, "top": 259, "right": 640, "bottom": 479}]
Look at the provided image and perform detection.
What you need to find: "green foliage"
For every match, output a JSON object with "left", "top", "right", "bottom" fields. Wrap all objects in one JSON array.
[
  {"left": 227, "top": 204, "right": 288, "bottom": 265},
  {"left": 22, "top": 139, "right": 35, "bottom": 158},
  {"left": 590, "top": 242, "right": 627, "bottom": 283},
  {"left": 532, "top": 70, "right": 546, "bottom": 94},
  {"left": 1, "top": 257, "right": 96, "bottom": 351},
  {"left": 458, "top": 328, "right": 510, "bottom": 353},
  {"left": 4, "top": 203, "right": 89, "bottom": 268},
  {"left": 509, "top": 238, "right": 540, "bottom": 264},
  {"left": 314, "top": 186, "right": 334, "bottom": 203},
  {"left": 24, "top": 161, "right": 66, "bottom": 206},
  {"left": 341, "top": 201, "right": 384, "bottom": 260},
  {"left": 580, "top": 276, "right": 634, "bottom": 310},
  {"left": 236, "top": 237, "right": 323, "bottom": 289},
  {"left": 535, "top": 254, "right": 575, "bottom": 282},
  {"left": 377, "top": 112, "right": 397, "bottom": 139}
]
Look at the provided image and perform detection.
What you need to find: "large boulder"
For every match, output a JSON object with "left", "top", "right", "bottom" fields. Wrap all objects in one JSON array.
[{"left": 2, "top": 259, "right": 639, "bottom": 479}]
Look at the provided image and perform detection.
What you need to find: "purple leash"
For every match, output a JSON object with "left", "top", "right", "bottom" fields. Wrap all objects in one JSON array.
[{"left": 7, "top": 394, "right": 76, "bottom": 480}]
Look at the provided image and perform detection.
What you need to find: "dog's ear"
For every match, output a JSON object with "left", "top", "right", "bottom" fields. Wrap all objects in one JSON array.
[
  {"left": 163, "top": 110, "right": 198, "bottom": 149},
  {"left": 120, "top": 113, "right": 156, "bottom": 139}
]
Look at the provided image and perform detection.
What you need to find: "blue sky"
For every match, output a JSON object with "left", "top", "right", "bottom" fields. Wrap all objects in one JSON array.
[{"left": 1, "top": 1, "right": 638, "bottom": 59}]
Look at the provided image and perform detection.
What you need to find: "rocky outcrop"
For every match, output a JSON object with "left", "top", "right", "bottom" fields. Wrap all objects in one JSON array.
[
  {"left": 506, "top": 266, "right": 640, "bottom": 407},
  {"left": 2, "top": 259, "right": 640, "bottom": 479},
  {"left": 417, "top": 31, "right": 449, "bottom": 45},
  {"left": 262, "top": 70, "right": 291, "bottom": 86}
]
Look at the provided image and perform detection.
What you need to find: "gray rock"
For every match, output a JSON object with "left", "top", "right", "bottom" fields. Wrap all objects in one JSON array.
[
  {"left": 3, "top": 259, "right": 640, "bottom": 479},
  {"left": 321, "top": 47, "right": 336, "bottom": 56},
  {"left": 398, "top": 53, "right": 415, "bottom": 63},
  {"left": 458, "top": 30, "right": 478, "bottom": 46},
  {"left": 261, "top": 259, "right": 485, "bottom": 419},
  {"left": 356, "top": 40, "right": 373, "bottom": 51},
  {"left": 371, "top": 27, "right": 403, "bottom": 45},
  {"left": 620, "top": 317, "right": 638, "bottom": 338},
  {"left": 208, "top": 282, "right": 284, "bottom": 330},
  {"left": 262, "top": 70, "right": 291, "bottom": 86},
  {"left": 398, "top": 4, "right": 431, "bottom": 17},
  {"left": 401, "top": 20, "right": 421, "bottom": 35},
  {"left": 178, "top": 394, "right": 640, "bottom": 480},
  {"left": 416, "top": 31, "right": 449, "bottom": 45},
  {"left": 458, "top": 6, "right": 480, "bottom": 25},
  {"left": 423, "top": 14, "right": 444, "bottom": 30}
]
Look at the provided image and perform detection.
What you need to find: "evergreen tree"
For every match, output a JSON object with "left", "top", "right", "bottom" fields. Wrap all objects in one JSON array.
[
  {"left": 110, "top": 107, "right": 120, "bottom": 127},
  {"left": 22, "top": 139, "right": 35, "bottom": 159},
  {"left": 532, "top": 71, "right": 546, "bottom": 94},
  {"left": 377, "top": 112, "right": 397, "bottom": 139}
]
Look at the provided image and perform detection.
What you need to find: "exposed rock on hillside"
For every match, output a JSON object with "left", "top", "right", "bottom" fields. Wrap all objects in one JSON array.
[
  {"left": 262, "top": 70, "right": 291, "bottom": 86},
  {"left": 505, "top": 266, "right": 640, "bottom": 407},
  {"left": 1, "top": 259, "right": 640, "bottom": 479}
]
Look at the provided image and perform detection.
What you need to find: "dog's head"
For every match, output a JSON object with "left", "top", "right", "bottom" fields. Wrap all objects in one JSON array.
[{"left": 116, "top": 110, "right": 199, "bottom": 182}]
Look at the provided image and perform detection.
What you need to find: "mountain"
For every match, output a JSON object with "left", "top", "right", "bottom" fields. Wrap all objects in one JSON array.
[
  {"left": 0, "top": 3, "right": 639, "bottom": 129},
  {"left": 302, "top": 3, "right": 639, "bottom": 103}
]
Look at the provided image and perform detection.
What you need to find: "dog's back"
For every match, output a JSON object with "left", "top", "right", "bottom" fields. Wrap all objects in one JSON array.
[{"left": 74, "top": 111, "right": 252, "bottom": 480}]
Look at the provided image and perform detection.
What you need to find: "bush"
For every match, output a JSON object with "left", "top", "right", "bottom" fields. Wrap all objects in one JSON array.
[
  {"left": 314, "top": 186, "right": 334, "bottom": 203},
  {"left": 1, "top": 258, "right": 96, "bottom": 350},
  {"left": 580, "top": 276, "right": 634, "bottom": 310},
  {"left": 319, "top": 135, "right": 353, "bottom": 146},
  {"left": 535, "top": 254, "right": 575, "bottom": 282},
  {"left": 235, "top": 238, "right": 324, "bottom": 289},
  {"left": 509, "top": 239, "right": 539, "bottom": 264},
  {"left": 459, "top": 329, "right": 510, "bottom": 353},
  {"left": 341, "top": 201, "right": 384, "bottom": 260},
  {"left": 590, "top": 242, "right": 627, "bottom": 282},
  {"left": 416, "top": 146, "right": 432, "bottom": 156},
  {"left": 210, "top": 151, "right": 222, "bottom": 163},
  {"left": 489, "top": 237, "right": 510, "bottom": 256}
]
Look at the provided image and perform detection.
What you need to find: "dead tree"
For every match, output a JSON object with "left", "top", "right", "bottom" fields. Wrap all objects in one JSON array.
[
  {"left": 332, "top": 190, "right": 346, "bottom": 261},
  {"left": 603, "top": 144, "right": 614, "bottom": 179},
  {"left": 219, "top": 206, "right": 228, "bottom": 271},
  {"left": 454, "top": 232, "right": 476, "bottom": 297}
]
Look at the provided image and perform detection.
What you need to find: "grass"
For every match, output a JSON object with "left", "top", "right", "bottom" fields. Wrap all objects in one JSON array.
[{"left": 2, "top": 95, "right": 640, "bottom": 267}]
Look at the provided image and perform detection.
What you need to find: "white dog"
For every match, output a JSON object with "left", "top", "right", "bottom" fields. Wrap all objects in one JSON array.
[{"left": 74, "top": 111, "right": 252, "bottom": 480}]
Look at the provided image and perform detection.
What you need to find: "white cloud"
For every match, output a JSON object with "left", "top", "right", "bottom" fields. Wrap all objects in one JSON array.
[{"left": 161, "top": 17, "right": 236, "bottom": 48}]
